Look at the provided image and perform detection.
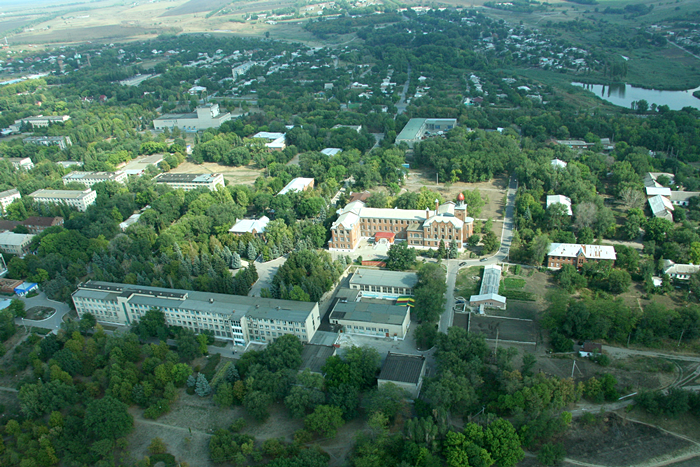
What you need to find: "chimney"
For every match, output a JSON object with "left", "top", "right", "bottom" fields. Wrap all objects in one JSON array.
[
  {"left": 425, "top": 207, "right": 430, "bottom": 219},
  {"left": 435, "top": 198, "right": 440, "bottom": 212}
]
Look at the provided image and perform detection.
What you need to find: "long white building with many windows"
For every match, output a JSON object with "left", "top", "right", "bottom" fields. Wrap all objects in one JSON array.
[
  {"left": 71, "top": 281, "right": 320, "bottom": 346},
  {"left": 29, "top": 188, "right": 97, "bottom": 211}
]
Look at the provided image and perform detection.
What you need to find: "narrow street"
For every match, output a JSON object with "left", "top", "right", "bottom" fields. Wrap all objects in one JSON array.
[{"left": 439, "top": 174, "right": 518, "bottom": 333}]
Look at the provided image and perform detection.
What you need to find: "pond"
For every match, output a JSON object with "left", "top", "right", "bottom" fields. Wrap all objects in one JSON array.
[{"left": 572, "top": 82, "right": 700, "bottom": 111}]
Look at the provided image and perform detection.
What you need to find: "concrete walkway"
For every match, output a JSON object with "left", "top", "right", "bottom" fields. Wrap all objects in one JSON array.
[{"left": 14, "top": 291, "right": 70, "bottom": 334}]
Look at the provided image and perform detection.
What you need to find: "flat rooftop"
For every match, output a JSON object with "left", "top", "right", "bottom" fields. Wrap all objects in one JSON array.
[
  {"left": 330, "top": 300, "right": 408, "bottom": 325},
  {"left": 350, "top": 269, "right": 418, "bottom": 289},
  {"left": 29, "top": 189, "right": 93, "bottom": 199},
  {"left": 153, "top": 173, "right": 221, "bottom": 183},
  {"left": 74, "top": 280, "right": 317, "bottom": 323}
]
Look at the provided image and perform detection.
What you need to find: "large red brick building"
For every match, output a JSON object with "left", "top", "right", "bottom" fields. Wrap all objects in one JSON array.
[{"left": 329, "top": 194, "right": 474, "bottom": 252}]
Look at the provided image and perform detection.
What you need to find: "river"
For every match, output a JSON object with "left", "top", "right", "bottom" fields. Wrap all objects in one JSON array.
[{"left": 572, "top": 82, "right": 700, "bottom": 111}]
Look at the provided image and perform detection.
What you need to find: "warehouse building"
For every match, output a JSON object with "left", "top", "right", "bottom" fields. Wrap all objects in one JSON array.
[{"left": 377, "top": 352, "right": 427, "bottom": 398}]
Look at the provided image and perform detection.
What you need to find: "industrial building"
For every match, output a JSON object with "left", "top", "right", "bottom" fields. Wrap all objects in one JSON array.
[{"left": 329, "top": 288, "right": 411, "bottom": 339}]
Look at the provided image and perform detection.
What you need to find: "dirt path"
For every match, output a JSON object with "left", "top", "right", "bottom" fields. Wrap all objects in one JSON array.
[{"left": 0, "top": 386, "right": 18, "bottom": 393}]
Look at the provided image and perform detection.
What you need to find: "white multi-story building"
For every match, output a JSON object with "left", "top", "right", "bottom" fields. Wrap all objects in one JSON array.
[
  {"left": 71, "top": 281, "right": 321, "bottom": 346},
  {"left": 6, "top": 157, "right": 34, "bottom": 171},
  {"left": 153, "top": 104, "right": 232, "bottom": 132},
  {"left": 0, "top": 231, "right": 34, "bottom": 257},
  {"left": 62, "top": 171, "right": 127, "bottom": 188},
  {"left": 9, "top": 115, "right": 70, "bottom": 132},
  {"left": 0, "top": 188, "right": 21, "bottom": 213},
  {"left": 153, "top": 173, "right": 225, "bottom": 191},
  {"left": 23, "top": 136, "right": 72, "bottom": 150},
  {"left": 29, "top": 189, "right": 97, "bottom": 212}
]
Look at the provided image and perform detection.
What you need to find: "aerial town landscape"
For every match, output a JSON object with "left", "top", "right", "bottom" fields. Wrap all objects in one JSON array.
[{"left": 2, "top": 0, "right": 700, "bottom": 465}]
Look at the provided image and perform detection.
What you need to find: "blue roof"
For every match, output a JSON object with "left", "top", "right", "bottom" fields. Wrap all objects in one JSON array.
[{"left": 15, "top": 282, "right": 37, "bottom": 293}]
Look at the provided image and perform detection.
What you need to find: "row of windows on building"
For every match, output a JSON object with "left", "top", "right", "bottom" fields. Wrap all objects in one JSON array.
[
  {"left": 356, "top": 284, "right": 412, "bottom": 294},
  {"left": 344, "top": 324, "right": 391, "bottom": 333}
]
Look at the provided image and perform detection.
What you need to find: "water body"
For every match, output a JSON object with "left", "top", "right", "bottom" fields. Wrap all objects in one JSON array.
[{"left": 572, "top": 82, "right": 700, "bottom": 111}]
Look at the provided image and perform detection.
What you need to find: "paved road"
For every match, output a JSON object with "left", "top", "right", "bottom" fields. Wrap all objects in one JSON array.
[
  {"left": 248, "top": 256, "right": 287, "bottom": 298},
  {"left": 395, "top": 63, "right": 411, "bottom": 116},
  {"left": 439, "top": 174, "right": 518, "bottom": 333},
  {"left": 14, "top": 291, "right": 70, "bottom": 333}
]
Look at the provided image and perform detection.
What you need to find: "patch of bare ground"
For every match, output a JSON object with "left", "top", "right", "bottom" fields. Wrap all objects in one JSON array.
[
  {"left": 169, "top": 161, "right": 264, "bottom": 186},
  {"left": 403, "top": 172, "right": 507, "bottom": 220},
  {"left": 128, "top": 396, "right": 305, "bottom": 466},
  {"left": 563, "top": 413, "right": 692, "bottom": 467},
  {"left": 535, "top": 354, "right": 675, "bottom": 393}
]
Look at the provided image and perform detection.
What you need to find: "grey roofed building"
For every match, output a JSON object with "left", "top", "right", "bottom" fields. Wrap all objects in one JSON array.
[
  {"left": 299, "top": 344, "right": 336, "bottom": 373},
  {"left": 669, "top": 191, "right": 700, "bottom": 206},
  {"left": 330, "top": 289, "right": 411, "bottom": 339},
  {"left": 72, "top": 280, "right": 321, "bottom": 345},
  {"left": 330, "top": 300, "right": 408, "bottom": 326},
  {"left": 648, "top": 194, "right": 674, "bottom": 221},
  {"left": 378, "top": 352, "right": 427, "bottom": 398},
  {"left": 662, "top": 259, "right": 700, "bottom": 280},
  {"left": 349, "top": 269, "right": 418, "bottom": 294}
]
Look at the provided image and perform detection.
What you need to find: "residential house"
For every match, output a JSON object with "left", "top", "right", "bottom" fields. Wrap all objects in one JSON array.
[
  {"left": 229, "top": 216, "right": 270, "bottom": 236},
  {"left": 278, "top": 177, "right": 314, "bottom": 196},
  {"left": 0, "top": 188, "right": 21, "bottom": 213},
  {"left": 546, "top": 195, "right": 572, "bottom": 216}
]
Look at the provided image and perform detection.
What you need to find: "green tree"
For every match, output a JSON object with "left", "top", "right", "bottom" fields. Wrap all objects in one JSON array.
[
  {"left": 243, "top": 390, "right": 273, "bottom": 421},
  {"left": 482, "top": 231, "right": 499, "bottom": 254},
  {"left": 386, "top": 242, "right": 417, "bottom": 271},
  {"left": 304, "top": 405, "right": 344, "bottom": 438},
  {"left": 365, "top": 383, "right": 407, "bottom": 421},
  {"left": 84, "top": 396, "right": 134, "bottom": 441},
  {"left": 537, "top": 443, "right": 566, "bottom": 466},
  {"left": 483, "top": 419, "right": 524, "bottom": 467}
]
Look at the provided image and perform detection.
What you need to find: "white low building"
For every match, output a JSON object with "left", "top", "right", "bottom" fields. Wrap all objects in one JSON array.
[
  {"left": 63, "top": 171, "right": 127, "bottom": 188},
  {"left": 662, "top": 259, "right": 700, "bottom": 280},
  {"left": 551, "top": 158, "right": 568, "bottom": 169},
  {"left": 6, "top": 157, "right": 34, "bottom": 171},
  {"left": 469, "top": 264, "right": 507, "bottom": 310},
  {"left": 278, "top": 177, "right": 315, "bottom": 196},
  {"left": 252, "top": 132, "right": 287, "bottom": 151},
  {"left": 546, "top": 195, "right": 572, "bottom": 216},
  {"left": 229, "top": 216, "right": 270, "bottom": 236},
  {"left": 29, "top": 188, "right": 97, "bottom": 212}
]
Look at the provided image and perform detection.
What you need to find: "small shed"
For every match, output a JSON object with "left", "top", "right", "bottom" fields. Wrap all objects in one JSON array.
[
  {"left": 14, "top": 282, "right": 38, "bottom": 296},
  {"left": 377, "top": 352, "right": 427, "bottom": 398},
  {"left": 579, "top": 341, "right": 603, "bottom": 357}
]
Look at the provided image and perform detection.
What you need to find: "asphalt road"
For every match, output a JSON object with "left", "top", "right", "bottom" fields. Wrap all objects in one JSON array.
[
  {"left": 395, "top": 63, "right": 411, "bottom": 116},
  {"left": 438, "top": 174, "right": 518, "bottom": 333},
  {"left": 14, "top": 291, "right": 70, "bottom": 333}
]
